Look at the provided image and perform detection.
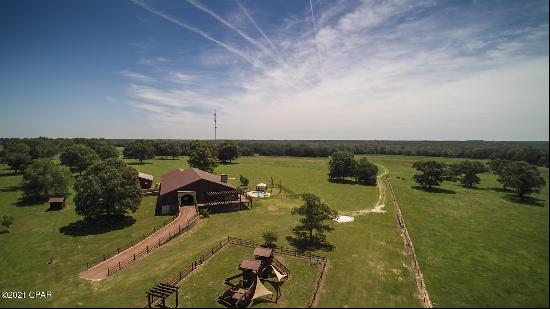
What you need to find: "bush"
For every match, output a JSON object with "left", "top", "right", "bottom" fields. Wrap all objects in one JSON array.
[
  {"left": 1, "top": 215, "right": 14, "bottom": 231},
  {"left": 262, "top": 231, "right": 278, "bottom": 247},
  {"left": 199, "top": 209, "right": 210, "bottom": 218}
]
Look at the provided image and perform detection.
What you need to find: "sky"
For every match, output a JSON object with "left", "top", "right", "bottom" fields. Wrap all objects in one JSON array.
[{"left": 0, "top": 0, "right": 548, "bottom": 140}]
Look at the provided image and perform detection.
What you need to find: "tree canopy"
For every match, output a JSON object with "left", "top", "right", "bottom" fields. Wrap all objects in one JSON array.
[
  {"left": 291, "top": 193, "right": 338, "bottom": 243},
  {"left": 187, "top": 140, "right": 218, "bottom": 172},
  {"left": 328, "top": 151, "right": 357, "bottom": 180},
  {"left": 498, "top": 161, "right": 546, "bottom": 199},
  {"left": 450, "top": 160, "right": 488, "bottom": 188},
  {"left": 2, "top": 142, "right": 32, "bottom": 174},
  {"left": 60, "top": 144, "right": 100, "bottom": 175},
  {"left": 74, "top": 159, "right": 142, "bottom": 223},
  {"left": 218, "top": 140, "right": 240, "bottom": 163},
  {"left": 21, "top": 159, "right": 73, "bottom": 202},
  {"left": 412, "top": 161, "right": 450, "bottom": 190},
  {"left": 123, "top": 140, "right": 155, "bottom": 164},
  {"left": 355, "top": 157, "right": 379, "bottom": 185}
]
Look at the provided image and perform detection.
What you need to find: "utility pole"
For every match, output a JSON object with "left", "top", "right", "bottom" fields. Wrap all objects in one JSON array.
[{"left": 214, "top": 110, "right": 217, "bottom": 141}]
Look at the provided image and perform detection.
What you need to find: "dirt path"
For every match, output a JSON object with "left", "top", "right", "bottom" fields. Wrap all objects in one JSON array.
[
  {"left": 79, "top": 206, "right": 198, "bottom": 281},
  {"left": 341, "top": 164, "right": 390, "bottom": 217}
]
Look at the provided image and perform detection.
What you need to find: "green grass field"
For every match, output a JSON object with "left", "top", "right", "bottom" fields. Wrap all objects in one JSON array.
[
  {"left": 169, "top": 245, "right": 320, "bottom": 308},
  {"left": 0, "top": 154, "right": 547, "bottom": 307}
]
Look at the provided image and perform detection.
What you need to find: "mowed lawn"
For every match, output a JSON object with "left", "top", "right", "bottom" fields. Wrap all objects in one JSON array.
[
  {"left": 0, "top": 156, "right": 419, "bottom": 307},
  {"left": 170, "top": 245, "right": 320, "bottom": 308},
  {"left": 374, "top": 155, "right": 549, "bottom": 307}
]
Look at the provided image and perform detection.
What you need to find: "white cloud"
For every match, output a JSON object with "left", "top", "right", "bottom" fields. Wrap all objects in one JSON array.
[
  {"left": 127, "top": 0, "right": 549, "bottom": 140},
  {"left": 119, "top": 70, "right": 156, "bottom": 83}
]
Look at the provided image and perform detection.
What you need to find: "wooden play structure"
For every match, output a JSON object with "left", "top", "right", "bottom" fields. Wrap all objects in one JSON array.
[
  {"left": 146, "top": 283, "right": 179, "bottom": 308},
  {"left": 217, "top": 247, "right": 289, "bottom": 308}
]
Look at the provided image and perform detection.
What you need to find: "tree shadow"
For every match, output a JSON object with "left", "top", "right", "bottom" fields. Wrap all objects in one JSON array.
[
  {"left": 0, "top": 230, "right": 9, "bottom": 235},
  {"left": 411, "top": 186, "right": 456, "bottom": 194},
  {"left": 127, "top": 162, "right": 153, "bottom": 165},
  {"left": 285, "top": 235, "right": 335, "bottom": 252},
  {"left": 14, "top": 196, "right": 47, "bottom": 207},
  {"left": 459, "top": 186, "right": 487, "bottom": 191},
  {"left": 0, "top": 185, "right": 20, "bottom": 192},
  {"left": 489, "top": 187, "right": 513, "bottom": 194},
  {"left": 218, "top": 161, "right": 239, "bottom": 165},
  {"left": 0, "top": 171, "right": 17, "bottom": 177},
  {"left": 503, "top": 195, "right": 546, "bottom": 207},
  {"left": 59, "top": 216, "right": 136, "bottom": 236},
  {"left": 327, "top": 179, "right": 357, "bottom": 185}
]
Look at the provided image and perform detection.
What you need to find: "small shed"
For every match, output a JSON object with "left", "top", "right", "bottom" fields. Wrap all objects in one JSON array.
[
  {"left": 138, "top": 172, "right": 154, "bottom": 189},
  {"left": 48, "top": 197, "right": 66, "bottom": 210},
  {"left": 255, "top": 183, "right": 267, "bottom": 192}
]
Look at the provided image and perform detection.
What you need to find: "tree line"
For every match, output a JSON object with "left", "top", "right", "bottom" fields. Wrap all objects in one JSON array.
[
  {"left": 412, "top": 159, "right": 546, "bottom": 199},
  {"left": 2, "top": 138, "right": 548, "bottom": 167}
]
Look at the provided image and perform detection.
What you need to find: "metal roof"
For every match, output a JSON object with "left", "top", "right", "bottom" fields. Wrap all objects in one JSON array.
[
  {"left": 239, "top": 259, "right": 261, "bottom": 272},
  {"left": 159, "top": 168, "right": 236, "bottom": 196},
  {"left": 48, "top": 197, "right": 65, "bottom": 203},
  {"left": 138, "top": 172, "right": 154, "bottom": 181},
  {"left": 253, "top": 247, "right": 273, "bottom": 258}
]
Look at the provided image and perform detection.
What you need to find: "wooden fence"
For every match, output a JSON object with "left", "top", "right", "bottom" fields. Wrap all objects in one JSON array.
[
  {"left": 386, "top": 177, "right": 433, "bottom": 308},
  {"left": 143, "top": 236, "right": 328, "bottom": 308},
  {"left": 106, "top": 213, "right": 199, "bottom": 277},
  {"left": 86, "top": 214, "right": 178, "bottom": 270}
]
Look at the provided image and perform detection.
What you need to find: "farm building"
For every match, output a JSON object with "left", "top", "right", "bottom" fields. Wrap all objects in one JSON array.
[
  {"left": 138, "top": 172, "right": 154, "bottom": 189},
  {"left": 155, "top": 168, "right": 250, "bottom": 215},
  {"left": 48, "top": 197, "right": 66, "bottom": 210}
]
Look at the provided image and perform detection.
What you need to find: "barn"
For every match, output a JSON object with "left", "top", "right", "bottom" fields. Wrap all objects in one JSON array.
[{"left": 155, "top": 168, "right": 250, "bottom": 215}]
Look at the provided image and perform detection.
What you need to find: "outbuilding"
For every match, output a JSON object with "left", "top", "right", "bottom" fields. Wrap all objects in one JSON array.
[
  {"left": 138, "top": 172, "right": 154, "bottom": 189},
  {"left": 48, "top": 197, "right": 66, "bottom": 210}
]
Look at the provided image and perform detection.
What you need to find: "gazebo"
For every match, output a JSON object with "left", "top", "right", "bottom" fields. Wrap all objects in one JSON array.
[{"left": 255, "top": 183, "right": 267, "bottom": 192}]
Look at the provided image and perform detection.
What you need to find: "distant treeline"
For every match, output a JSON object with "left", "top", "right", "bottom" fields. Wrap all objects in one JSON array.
[{"left": 1, "top": 138, "right": 548, "bottom": 167}]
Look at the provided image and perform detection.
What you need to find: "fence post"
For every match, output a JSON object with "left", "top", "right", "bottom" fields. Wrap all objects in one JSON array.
[
  {"left": 86, "top": 262, "right": 89, "bottom": 269},
  {"left": 107, "top": 268, "right": 110, "bottom": 276},
  {"left": 212, "top": 247, "right": 214, "bottom": 255},
  {"left": 117, "top": 247, "right": 120, "bottom": 254},
  {"left": 146, "top": 246, "right": 149, "bottom": 254},
  {"left": 134, "top": 253, "right": 136, "bottom": 261},
  {"left": 118, "top": 261, "right": 121, "bottom": 269},
  {"left": 103, "top": 255, "right": 106, "bottom": 261}
]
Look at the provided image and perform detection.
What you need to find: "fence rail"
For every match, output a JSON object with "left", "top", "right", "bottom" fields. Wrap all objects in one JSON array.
[
  {"left": 106, "top": 213, "right": 199, "bottom": 277},
  {"left": 386, "top": 177, "right": 433, "bottom": 308},
  {"left": 86, "top": 214, "right": 178, "bottom": 270},
  {"left": 143, "top": 236, "right": 328, "bottom": 308}
]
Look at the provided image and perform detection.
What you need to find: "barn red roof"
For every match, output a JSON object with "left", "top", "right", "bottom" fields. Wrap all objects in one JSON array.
[
  {"left": 48, "top": 197, "right": 65, "bottom": 203},
  {"left": 159, "top": 168, "right": 236, "bottom": 196}
]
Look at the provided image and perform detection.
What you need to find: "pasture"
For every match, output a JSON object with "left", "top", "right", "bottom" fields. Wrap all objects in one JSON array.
[{"left": 0, "top": 154, "right": 547, "bottom": 307}]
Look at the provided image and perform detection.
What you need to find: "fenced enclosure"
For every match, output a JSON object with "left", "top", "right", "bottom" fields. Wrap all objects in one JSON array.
[{"left": 143, "top": 236, "right": 328, "bottom": 308}]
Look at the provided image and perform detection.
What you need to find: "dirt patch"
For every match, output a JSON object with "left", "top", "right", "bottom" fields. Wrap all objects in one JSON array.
[{"left": 267, "top": 205, "right": 279, "bottom": 212}]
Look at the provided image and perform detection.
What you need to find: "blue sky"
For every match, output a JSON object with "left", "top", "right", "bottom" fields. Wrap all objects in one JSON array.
[{"left": 0, "top": 0, "right": 548, "bottom": 140}]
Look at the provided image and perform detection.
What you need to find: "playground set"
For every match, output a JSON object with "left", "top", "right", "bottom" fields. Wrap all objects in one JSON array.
[{"left": 217, "top": 247, "right": 289, "bottom": 308}]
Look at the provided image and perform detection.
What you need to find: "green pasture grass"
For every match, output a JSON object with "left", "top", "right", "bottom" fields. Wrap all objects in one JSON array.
[
  {"left": 374, "top": 155, "right": 549, "bottom": 307},
  {"left": 0, "top": 155, "right": 432, "bottom": 307}
]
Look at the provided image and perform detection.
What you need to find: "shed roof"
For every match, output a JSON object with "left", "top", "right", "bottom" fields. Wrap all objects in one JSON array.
[
  {"left": 256, "top": 183, "right": 267, "bottom": 187},
  {"left": 253, "top": 247, "right": 273, "bottom": 258},
  {"left": 159, "top": 168, "right": 236, "bottom": 196},
  {"left": 138, "top": 172, "right": 154, "bottom": 181},
  {"left": 48, "top": 197, "right": 65, "bottom": 203},
  {"left": 239, "top": 259, "right": 262, "bottom": 272}
]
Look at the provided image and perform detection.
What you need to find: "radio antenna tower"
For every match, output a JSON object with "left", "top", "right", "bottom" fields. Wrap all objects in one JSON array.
[{"left": 214, "top": 110, "right": 217, "bottom": 141}]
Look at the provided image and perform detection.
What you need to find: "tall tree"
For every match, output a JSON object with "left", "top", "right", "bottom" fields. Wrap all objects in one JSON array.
[
  {"left": 92, "top": 141, "right": 119, "bottom": 160},
  {"left": 21, "top": 159, "right": 73, "bottom": 202},
  {"left": 187, "top": 140, "right": 218, "bottom": 172},
  {"left": 450, "top": 160, "right": 488, "bottom": 188},
  {"left": 355, "top": 157, "right": 379, "bottom": 185},
  {"left": 328, "top": 151, "right": 357, "bottom": 181},
  {"left": 74, "top": 159, "right": 141, "bottom": 223},
  {"left": 166, "top": 143, "right": 182, "bottom": 160},
  {"left": 2, "top": 142, "right": 32, "bottom": 174},
  {"left": 489, "top": 159, "right": 513, "bottom": 189},
  {"left": 123, "top": 140, "right": 155, "bottom": 164},
  {"left": 60, "top": 144, "right": 100, "bottom": 175},
  {"left": 218, "top": 140, "right": 240, "bottom": 163},
  {"left": 291, "top": 193, "right": 338, "bottom": 242},
  {"left": 25, "top": 138, "right": 59, "bottom": 159},
  {"left": 498, "top": 161, "right": 546, "bottom": 199},
  {"left": 412, "top": 161, "right": 449, "bottom": 190}
]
